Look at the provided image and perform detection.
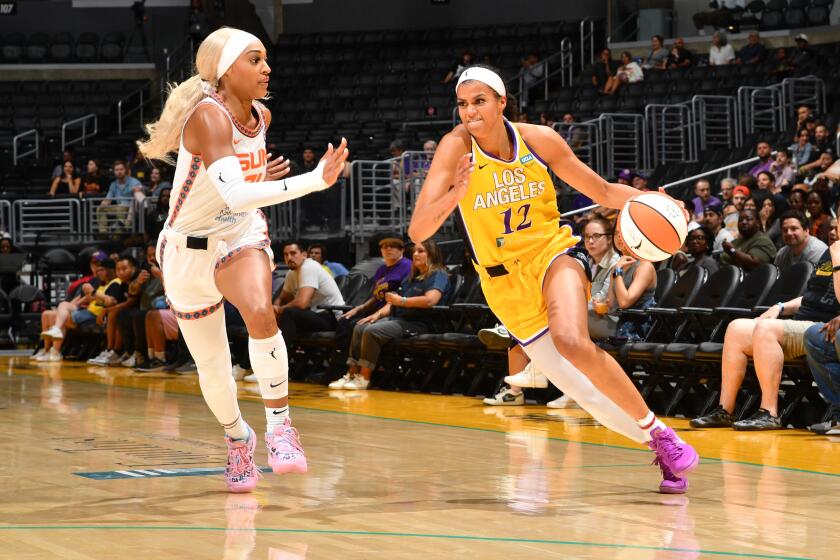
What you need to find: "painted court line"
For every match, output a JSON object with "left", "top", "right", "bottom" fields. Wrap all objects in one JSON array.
[
  {"left": 76, "top": 467, "right": 273, "bottom": 480},
  {"left": 0, "top": 525, "right": 813, "bottom": 559}
]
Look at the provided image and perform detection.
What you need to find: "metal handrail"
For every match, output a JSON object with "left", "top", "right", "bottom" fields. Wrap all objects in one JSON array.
[
  {"left": 162, "top": 36, "right": 194, "bottom": 100},
  {"left": 117, "top": 83, "right": 148, "bottom": 134},
  {"left": 580, "top": 18, "right": 595, "bottom": 72},
  {"left": 12, "top": 129, "right": 38, "bottom": 164},
  {"left": 512, "top": 38, "right": 574, "bottom": 101},
  {"left": 61, "top": 113, "right": 97, "bottom": 151}
]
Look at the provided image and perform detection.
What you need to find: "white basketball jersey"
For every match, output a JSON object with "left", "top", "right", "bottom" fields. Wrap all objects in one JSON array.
[{"left": 166, "top": 95, "right": 268, "bottom": 237}]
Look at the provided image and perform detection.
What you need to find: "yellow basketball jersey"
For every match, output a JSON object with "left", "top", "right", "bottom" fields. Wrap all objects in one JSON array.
[{"left": 457, "top": 120, "right": 576, "bottom": 266}]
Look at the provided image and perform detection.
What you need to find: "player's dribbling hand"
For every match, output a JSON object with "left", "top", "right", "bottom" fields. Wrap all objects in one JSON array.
[
  {"left": 265, "top": 153, "right": 291, "bottom": 181},
  {"left": 657, "top": 187, "right": 690, "bottom": 223},
  {"left": 452, "top": 153, "right": 474, "bottom": 201},
  {"left": 320, "top": 137, "right": 350, "bottom": 186}
]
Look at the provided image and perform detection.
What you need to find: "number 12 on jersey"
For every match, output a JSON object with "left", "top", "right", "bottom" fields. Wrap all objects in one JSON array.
[{"left": 500, "top": 203, "right": 532, "bottom": 235}]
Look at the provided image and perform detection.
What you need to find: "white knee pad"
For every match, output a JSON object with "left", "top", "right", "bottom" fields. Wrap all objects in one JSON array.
[
  {"left": 523, "top": 336, "right": 647, "bottom": 444},
  {"left": 249, "top": 330, "right": 289, "bottom": 400}
]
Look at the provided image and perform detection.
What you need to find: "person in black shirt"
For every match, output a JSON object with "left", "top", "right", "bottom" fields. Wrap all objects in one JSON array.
[
  {"left": 692, "top": 221, "right": 840, "bottom": 431},
  {"left": 144, "top": 187, "right": 171, "bottom": 244},
  {"left": 666, "top": 37, "right": 695, "bottom": 69},
  {"left": 81, "top": 159, "right": 109, "bottom": 197},
  {"left": 591, "top": 48, "right": 619, "bottom": 91}
]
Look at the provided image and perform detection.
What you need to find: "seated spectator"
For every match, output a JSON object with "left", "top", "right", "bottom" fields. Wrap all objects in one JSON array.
[
  {"left": 148, "top": 167, "right": 172, "bottom": 197},
  {"left": 719, "top": 208, "right": 777, "bottom": 271},
  {"left": 0, "top": 235, "right": 23, "bottom": 294},
  {"left": 755, "top": 171, "right": 779, "bottom": 194},
  {"left": 39, "top": 258, "right": 126, "bottom": 362},
  {"left": 806, "top": 190, "right": 832, "bottom": 244},
  {"left": 332, "top": 239, "right": 450, "bottom": 391},
  {"left": 92, "top": 255, "right": 138, "bottom": 366},
  {"left": 632, "top": 173, "right": 651, "bottom": 191},
  {"left": 133, "top": 307, "right": 181, "bottom": 371},
  {"left": 642, "top": 35, "right": 668, "bottom": 70},
  {"left": 794, "top": 105, "right": 814, "bottom": 136},
  {"left": 273, "top": 242, "right": 345, "bottom": 351},
  {"left": 81, "top": 159, "right": 108, "bottom": 196},
  {"left": 666, "top": 37, "right": 695, "bottom": 69},
  {"left": 735, "top": 31, "right": 766, "bottom": 65},
  {"left": 691, "top": 179, "right": 722, "bottom": 221},
  {"left": 51, "top": 148, "right": 78, "bottom": 179},
  {"left": 811, "top": 124, "right": 834, "bottom": 162},
  {"left": 144, "top": 187, "right": 170, "bottom": 244},
  {"left": 769, "top": 149, "right": 796, "bottom": 190},
  {"left": 769, "top": 47, "right": 793, "bottom": 79},
  {"left": 703, "top": 206, "right": 734, "bottom": 255},
  {"left": 671, "top": 225, "right": 719, "bottom": 278},
  {"left": 441, "top": 50, "right": 473, "bottom": 84},
  {"left": 591, "top": 48, "right": 619, "bottom": 91},
  {"left": 539, "top": 112, "right": 557, "bottom": 128},
  {"left": 801, "top": 152, "right": 836, "bottom": 187},
  {"left": 790, "top": 34, "right": 816, "bottom": 70},
  {"left": 774, "top": 210, "right": 828, "bottom": 271},
  {"left": 708, "top": 31, "right": 735, "bottom": 66},
  {"left": 723, "top": 185, "right": 749, "bottom": 236},
  {"left": 115, "top": 245, "right": 164, "bottom": 368},
  {"left": 791, "top": 128, "right": 816, "bottom": 167},
  {"left": 691, "top": 219, "right": 840, "bottom": 430},
  {"left": 719, "top": 177, "right": 735, "bottom": 208},
  {"left": 748, "top": 141, "right": 773, "bottom": 177},
  {"left": 692, "top": 0, "right": 743, "bottom": 34},
  {"left": 96, "top": 160, "right": 143, "bottom": 234},
  {"left": 602, "top": 51, "right": 643, "bottom": 95},
  {"left": 49, "top": 160, "right": 81, "bottom": 198},
  {"left": 561, "top": 113, "right": 587, "bottom": 149},
  {"left": 584, "top": 218, "right": 620, "bottom": 340},
  {"left": 757, "top": 193, "right": 783, "bottom": 247},
  {"left": 602, "top": 232, "right": 658, "bottom": 341},
  {"left": 803, "top": 315, "right": 840, "bottom": 435},
  {"left": 307, "top": 243, "right": 349, "bottom": 279},
  {"left": 519, "top": 51, "right": 545, "bottom": 108},
  {"left": 811, "top": 156, "right": 840, "bottom": 188}
]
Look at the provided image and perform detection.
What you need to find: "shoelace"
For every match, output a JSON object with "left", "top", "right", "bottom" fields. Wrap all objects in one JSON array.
[
  {"left": 270, "top": 427, "right": 304, "bottom": 455},
  {"left": 651, "top": 456, "right": 680, "bottom": 481},
  {"left": 650, "top": 430, "right": 684, "bottom": 461},
  {"left": 227, "top": 444, "right": 255, "bottom": 478}
]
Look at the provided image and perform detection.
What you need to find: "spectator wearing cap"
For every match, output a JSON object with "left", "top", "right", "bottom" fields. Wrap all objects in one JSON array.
[
  {"left": 691, "top": 179, "right": 722, "bottom": 221},
  {"left": 748, "top": 141, "right": 774, "bottom": 177},
  {"left": 702, "top": 206, "right": 735, "bottom": 255},
  {"left": 720, "top": 208, "right": 777, "bottom": 271},
  {"left": 774, "top": 210, "right": 828, "bottom": 272},
  {"left": 616, "top": 168, "right": 635, "bottom": 185},
  {"left": 708, "top": 31, "right": 735, "bottom": 66},
  {"left": 632, "top": 173, "right": 651, "bottom": 191},
  {"left": 724, "top": 184, "right": 750, "bottom": 237},
  {"left": 307, "top": 243, "right": 349, "bottom": 279},
  {"left": 735, "top": 31, "right": 767, "bottom": 65},
  {"left": 791, "top": 34, "right": 816, "bottom": 69}
]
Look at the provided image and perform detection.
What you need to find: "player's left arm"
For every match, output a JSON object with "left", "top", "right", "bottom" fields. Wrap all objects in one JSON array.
[{"left": 517, "top": 123, "right": 638, "bottom": 210}]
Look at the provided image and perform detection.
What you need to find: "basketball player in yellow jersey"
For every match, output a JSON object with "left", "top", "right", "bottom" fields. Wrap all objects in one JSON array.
[{"left": 409, "top": 65, "right": 699, "bottom": 493}]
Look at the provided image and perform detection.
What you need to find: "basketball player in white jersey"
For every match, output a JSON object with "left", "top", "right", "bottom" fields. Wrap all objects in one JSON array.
[{"left": 137, "top": 27, "right": 348, "bottom": 493}]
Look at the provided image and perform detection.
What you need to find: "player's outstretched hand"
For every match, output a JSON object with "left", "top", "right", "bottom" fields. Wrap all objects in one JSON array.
[
  {"left": 265, "top": 153, "right": 291, "bottom": 181},
  {"left": 320, "top": 137, "right": 350, "bottom": 186},
  {"left": 658, "top": 187, "right": 690, "bottom": 223},
  {"left": 452, "top": 153, "right": 474, "bottom": 201}
]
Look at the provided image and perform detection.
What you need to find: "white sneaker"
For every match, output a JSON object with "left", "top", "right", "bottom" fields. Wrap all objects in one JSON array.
[
  {"left": 44, "top": 348, "right": 62, "bottom": 362},
  {"left": 547, "top": 395, "right": 579, "bottom": 409},
  {"left": 483, "top": 387, "right": 525, "bottom": 406},
  {"left": 478, "top": 324, "right": 510, "bottom": 349},
  {"left": 42, "top": 326, "right": 63, "bottom": 339},
  {"left": 328, "top": 372, "right": 355, "bottom": 389},
  {"left": 242, "top": 372, "right": 258, "bottom": 383},
  {"left": 30, "top": 348, "right": 47, "bottom": 361},
  {"left": 109, "top": 352, "right": 130, "bottom": 366},
  {"left": 232, "top": 364, "right": 251, "bottom": 380},
  {"left": 121, "top": 354, "right": 137, "bottom": 368},
  {"left": 344, "top": 376, "right": 370, "bottom": 390},
  {"left": 504, "top": 363, "right": 549, "bottom": 388},
  {"left": 87, "top": 350, "right": 110, "bottom": 364}
]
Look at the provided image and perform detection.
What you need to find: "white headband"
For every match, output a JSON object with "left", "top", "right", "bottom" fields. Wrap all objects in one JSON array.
[
  {"left": 216, "top": 30, "right": 260, "bottom": 80},
  {"left": 456, "top": 67, "right": 506, "bottom": 97}
]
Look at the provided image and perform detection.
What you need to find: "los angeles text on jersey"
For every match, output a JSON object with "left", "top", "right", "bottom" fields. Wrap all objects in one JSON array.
[{"left": 473, "top": 166, "right": 546, "bottom": 210}]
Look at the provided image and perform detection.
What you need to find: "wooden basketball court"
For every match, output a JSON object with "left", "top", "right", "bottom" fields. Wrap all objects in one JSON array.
[{"left": 1, "top": 354, "right": 838, "bottom": 559}]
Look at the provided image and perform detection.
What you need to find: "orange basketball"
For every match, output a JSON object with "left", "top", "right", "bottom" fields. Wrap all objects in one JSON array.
[{"left": 616, "top": 192, "right": 688, "bottom": 262}]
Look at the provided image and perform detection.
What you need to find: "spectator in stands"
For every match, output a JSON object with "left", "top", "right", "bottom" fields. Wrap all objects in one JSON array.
[
  {"left": 584, "top": 218, "right": 620, "bottom": 339},
  {"left": 692, "top": 0, "right": 743, "bottom": 34},
  {"left": 328, "top": 237, "right": 412, "bottom": 387},
  {"left": 788, "top": 187, "right": 807, "bottom": 214},
  {"left": 147, "top": 167, "right": 172, "bottom": 197},
  {"left": 40, "top": 258, "right": 124, "bottom": 362},
  {"left": 794, "top": 105, "right": 814, "bottom": 134},
  {"left": 81, "top": 159, "right": 107, "bottom": 196},
  {"left": 134, "top": 307, "right": 181, "bottom": 372},
  {"left": 723, "top": 184, "right": 749, "bottom": 236},
  {"left": 803, "top": 312, "right": 840, "bottom": 435},
  {"left": 539, "top": 113, "right": 557, "bottom": 128},
  {"left": 334, "top": 239, "right": 450, "bottom": 391},
  {"left": 603, "top": 233, "right": 658, "bottom": 341},
  {"left": 51, "top": 148, "right": 78, "bottom": 179},
  {"left": 116, "top": 244, "right": 165, "bottom": 368},
  {"left": 691, "top": 218, "right": 840, "bottom": 430},
  {"left": 691, "top": 179, "right": 722, "bottom": 221},
  {"left": 789, "top": 128, "right": 814, "bottom": 168},
  {"left": 48, "top": 161, "right": 80, "bottom": 198},
  {"left": 735, "top": 31, "right": 766, "bottom": 65},
  {"left": 632, "top": 173, "right": 651, "bottom": 191},
  {"left": 307, "top": 243, "right": 349, "bottom": 279},
  {"left": 769, "top": 47, "right": 793, "bottom": 79},
  {"left": 602, "top": 51, "right": 643, "bottom": 96},
  {"left": 811, "top": 156, "right": 840, "bottom": 188},
  {"left": 561, "top": 113, "right": 587, "bottom": 148},
  {"left": 703, "top": 206, "right": 735, "bottom": 255},
  {"left": 640, "top": 35, "right": 667, "bottom": 70},
  {"left": 667, "top": 37, "right": 695, "bottom": 69},
  {"left": 441, "top": 50, "right": 474, "bottom": 84},
  {"left": 0, "top": 235, "right": 23, "bottom": 294},
  {"left": 806, "top": 190, "right": 832, "bottom": 244},
  {"left": 96, "top": 160, "right": 143, "bottom": 233},
  {"left": 719, "top": 208, "right": 777, "bottom": 270},
  {"left": 719, "top": 177, "right": 735, "bottom": 207},
  {"left": 757, "top": 194, "right": 784, "bottom": 247},
  {"left": 770, "top": 148, "right": 796, "bottom": 190},
  {"left": 811, "top": 125, "right": 834, "bottom": 162},
  {"left": 671, "top": 225, "right": 719, "bottom": 278},
  {"left": 801, "top": 152, "right": 836, "bottom": 187},
  {"left": 708, "top": 32, "right": 735, "bottom": 66},
  {"left": 755, "top": 171, "right": 777, "bottom": 194},
  {"left": 273, "top": 242, "right": 345, "bottom": 351},
  {"left": 790, "top": 34, "right": 816, "bottom": 70},
  {"left": 296, "top": 147, "right": 317, "bottom": 174},
  {"left": 144, "top": 187, "right": 170, "bottom": 244},
  {"left": 90, "top": 255, "right": 137, "bottom": 366},
  {"left": 774, "top": 210, "right": 828, "bottom": 271},
  {"left": 591, "top": 48, "right": 619, "bottom": 91},
  {"left": 748, "top": 141, "right": 773, "bottom": 177},
  {"left": 518, "top": 51, "right": 545, "bottom": 108}
]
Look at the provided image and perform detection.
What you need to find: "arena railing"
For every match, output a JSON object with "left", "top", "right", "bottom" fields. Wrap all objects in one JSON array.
[
  {"left": 348, "top": 158, "right": 407, "bottom": 244},
  {"left": 0, "top": 200, "right": 11, "bottom": 236},
  {"left": 580, "top": 18, "right": 596, "bottom": 72},
  {"left": 117, "top": 82, "right": 150, "bottom": 134},
  {"left": 511, "top": 38, "right": 574, "bottom": 102},
  {"left": 61, "top": 114, "right": 97, "bottom": 152},
  {"left": 12, "top": 129, "right": 38, "bottom": 165},
  {"left": 161, "top": 37, "right": 194, "bottom": 101},
  {"left": 11, "top": 198, "right": 82, "bottom": 247},
  {"left": 691, "top": 95, "right": 738, "bottom": 151},
  {"left": 737, "top": 84, "right": 784, "bottom": 138},
  {"left": 645, "top": 102, "right": 698, "bottom": 168}
]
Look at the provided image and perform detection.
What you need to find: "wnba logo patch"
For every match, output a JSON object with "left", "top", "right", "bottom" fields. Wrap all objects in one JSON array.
[{"left": 520, "top": 154, "right": 535, "bottom": 165}]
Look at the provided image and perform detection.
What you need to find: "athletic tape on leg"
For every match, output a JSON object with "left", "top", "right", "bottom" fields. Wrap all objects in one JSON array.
[{"left": 249, "top": 331, "right": 289, "bottom": 400}]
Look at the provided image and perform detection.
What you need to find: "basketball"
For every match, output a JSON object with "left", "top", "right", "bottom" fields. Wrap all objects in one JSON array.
[{"left": 616, "top": 192, "right": 688, "bottom": 262}]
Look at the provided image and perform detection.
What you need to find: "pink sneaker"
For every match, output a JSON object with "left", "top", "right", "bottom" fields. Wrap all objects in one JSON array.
[
  {"left": 654, "top": 456, "right": 688, "bottom": 494},
  {"left": 224, "top": 426, "right": 260, "bottom": 493},
  {"left": 647, "top": 427, "right": 699, "bottom": 477},
  {"left": 266, "top": 418, "right": 308, "bottom": 474}
]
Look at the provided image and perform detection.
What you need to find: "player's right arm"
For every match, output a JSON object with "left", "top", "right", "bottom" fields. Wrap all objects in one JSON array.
[{"left": 408, "top": 129, "right": 472, "bottom": 243}]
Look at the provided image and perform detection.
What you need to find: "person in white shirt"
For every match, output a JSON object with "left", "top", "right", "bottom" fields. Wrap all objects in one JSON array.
[
  {"left": 709, "top": 32, "right": 735, "bottom": 66},
  {"left": 773, "top": 211, "right": 828, "bottom": 272},
  {"left": 274, "top": 242, "right": 345, "bottom": 349},
  {"left": 703, "top": 206, "right": 735, "bottom": 254}
]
